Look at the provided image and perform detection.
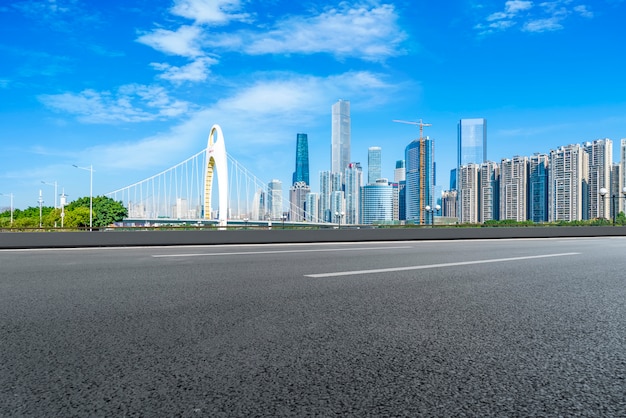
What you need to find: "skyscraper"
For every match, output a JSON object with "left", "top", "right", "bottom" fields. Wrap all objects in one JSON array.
[
  {"left": 459, "top": 164, "right": 479, "bottom": 223},
  {"left": 479, "top": 161, "right": 499, "bottom": 222},
  {"left": 331, "top": 100, "right": 351, "bottom": 176},
  {"left": 267, "top": 179, "right": 283, "bottom": 220},
  {"left": 292, "top": 133, "right": 310, "bottom": 185},
  {"left": 585, "top": 139, "right": 612, "bottom": 220},
  {"left": 368, "top": 146, "right": 382, "bottom": 184},
  {"left": 405, "top": 136, "right": 434, "bottom": 224},
  {"left": 529, "top": 153, "right": 549, "bottom": 223},
  {"left": 548, "top": 144, "right": 588, "bottom": 222},
  {"left": 394, "top": 160, "right": 406, "bottom": 182},
  {"left": 319, "top": 171, "right": 332, "bottom": 222},
  {"left": 361, "top": 179, "right": 393, "bottom": 225},
  {"left": 305, "top": 192, "right": 319, "bottom": 222},
  {"left": 458, "top": 118, "right": 487, "bottom": 168},
  {"left": 289, "top": 181, "right": 310, "bottom": 222},
  {"left": 344, "top": 162, "right": 363, "bottom": 224},
  {"left": 500, "top": 156, "right": 528, "bottom": 221}
]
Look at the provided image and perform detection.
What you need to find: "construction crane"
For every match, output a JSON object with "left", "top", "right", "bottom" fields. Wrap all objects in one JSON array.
[
  {"left": 392, "top": 119, "right": 432, "bottom": 140},
  {"left": 393, "top": 118, "right": 432, "bottom": 225}
]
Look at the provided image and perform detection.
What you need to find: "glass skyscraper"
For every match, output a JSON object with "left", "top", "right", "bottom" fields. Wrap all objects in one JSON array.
[
  {"left": 331, "top": 100, "right": 351, "bottom": 175},
  {"left": 361, "top": 179, "right": 393, "bottom": 225},
  {"left": 344, "top": 162, "right": 362, "bottom": 224},
  {"left": 405, "top": 136, "right": 434, "bottom": 224},
  {"left": 292, "top": 133, "right": 309, "bottom": 185},
  {"left": 458, "top": 118, "right": 487, "bottom": 168},
  {"left": 368, "top": 146, "right": 382, "bottom": 184}
]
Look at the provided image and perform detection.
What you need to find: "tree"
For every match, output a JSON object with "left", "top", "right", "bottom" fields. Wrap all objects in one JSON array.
[
  {"left": 64, "top": 207, "right": 91, "bottom": 228},
  {"left": 66, "top": 196, "right": 127, "bottom": 227}
]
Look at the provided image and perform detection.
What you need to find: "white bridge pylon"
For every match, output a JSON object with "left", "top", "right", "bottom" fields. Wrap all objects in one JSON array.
[{"left": 205, "top": 124, "right": 228, "bottom": 227}]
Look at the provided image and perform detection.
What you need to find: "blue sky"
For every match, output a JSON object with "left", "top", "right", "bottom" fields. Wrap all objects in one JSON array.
[{"left": 1, "top": 0, "right": 625, "bottom": 210}]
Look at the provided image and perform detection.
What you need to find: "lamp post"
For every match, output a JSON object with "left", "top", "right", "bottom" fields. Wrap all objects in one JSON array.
[
  {"left": 243, "top": 217, "right": 249, "bottom": 229},
  {"left": 424, "top": 204, "right": 441, "bottom": 226},
  {"left": 281, "top": 215, "right": 287, "bottom": 229},
  {"left": 335, "top": 211, "right": 345, "bottom": 229},
  {"left": 599, "top": 187, "right": 626, "bottom": 225},
  {"left": 73, "top": 164, "right": 94, "bottom": 230},
  {"left": 0, "top": 192, "right": 13, "bottom": 225},
  {"left": 41, "top": 180, "right": 58, "bottom": 209}
]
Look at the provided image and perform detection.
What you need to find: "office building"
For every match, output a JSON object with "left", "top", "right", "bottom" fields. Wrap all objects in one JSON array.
[
  {"left": 331, "top": 99, "right": 351, "bottom": 176},
  {"left": 405, "top": 136, "right": 434, "bottom": 224},
  {"left": 479, "top": 161, "right": 499, "bottom": 222},
  {"left": 441, "top": 190, "right": 458, "bottom": 219},
  {"left": 368, "top": 147, "right": 382, "bottom": 184},
  {"left": 319, "top": 171, "right": 332, "bottom": 222},
  {"left": 394, "top": 160, "right": 406, "bottom": 183},
  {"left": 361, "top": 179, "right": 393, "bottom": 224},
  {"left": 585, "top": 139, "right": 612, "bottom": 220},
  {"left": 458, "top": 118, "right": 487, "bottom": 168},
  {"left": 529, "top": 154, "right": 549, "bottom": 223},
  {"left": 548, "top": 144, "right": 588, "bottom": 222},
  {"left": 289, "top": 181, "right": 310, "bottom": 222},
  {"left": 500, "top": 156, "right": 528, "bottom": 222},
  {"left": 267, "top": 179, "right": 283, "bottom": 220},
  {"left": 459, "top": 164, "right": 479, "bottom": 223},
  {"left": 292, "top": 133, "right": 310, "bottom": 185},
  {"left": 330, "top": 190, "right": 345, "bottom": 223},
  {"left": 344, "top": 162, "right": 363, "bottom": 224},
  {"left": 305, "top": 192, "right": 319, "bottom": 222}
]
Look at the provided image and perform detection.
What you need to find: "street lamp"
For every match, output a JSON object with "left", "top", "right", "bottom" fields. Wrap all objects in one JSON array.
[
  {"left": 281, "top": 215, "right": 287, "bottom": 229},
  {"left": 0, "top": 192, "right": 13, "bottom": 226},
  {"left": 335, "top": 211, "right": 345, "bottom": 229},
  {"left": 41, "top": 180, "right": 58, "bottom": 209},
  {"left": 599, "top": 187, "right": 626, "bottom": 226},
  {"left": 73, "top": 164, "right": 94, "bottom": 230},
  {"left": 424, "top": 204, "right": 441, "bottom": 226},
  {"left": 243, "top": 217, "right": 249, "bottom": 229}
]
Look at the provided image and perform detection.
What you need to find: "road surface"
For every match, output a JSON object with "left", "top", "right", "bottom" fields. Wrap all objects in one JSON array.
[{"left": 2, "top": 237, "right": 626, "bottom": 416}]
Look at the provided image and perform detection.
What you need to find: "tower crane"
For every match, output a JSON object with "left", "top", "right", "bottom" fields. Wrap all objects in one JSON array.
[{"left": 392, "top": 119, "right": 432, "bottom": 140}]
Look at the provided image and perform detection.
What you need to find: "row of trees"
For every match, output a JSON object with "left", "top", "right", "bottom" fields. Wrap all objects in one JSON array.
[{"left": 0, "top": 196, "right": 127, "bottom": 228}]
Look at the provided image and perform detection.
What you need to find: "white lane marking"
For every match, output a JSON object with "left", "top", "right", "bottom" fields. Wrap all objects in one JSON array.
[
  {"left": 304, "top": 252, "right": 581, "bottom": 278},
  {"left": 151, "top": 246, "right": 412, "bottom": 258}
]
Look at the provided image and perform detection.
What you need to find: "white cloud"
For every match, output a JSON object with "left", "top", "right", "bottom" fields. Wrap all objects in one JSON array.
[
  {"left": 151, "top": 57, "right": 217, "bottom": 83},
  {"left": 136, "top": 25, "right": 203, "bottom": 58},
  {"left": 239, "top": 4, "right": 406, "bottom": 61},
  {"left": 477, "top": 0, "right": 593, "bottom": 34},
  {"left": 170, "top": 0, "right": 249, "bottom": 25},
  {"left": 39, "top": 85, "right": 190, "bottom": 123}
]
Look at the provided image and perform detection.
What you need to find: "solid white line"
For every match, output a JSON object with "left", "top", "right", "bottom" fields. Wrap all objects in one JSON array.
[
  {"left": 304, "top": 252, "right": 581, "bottom": 278},
  {"left": 151, "top": 246, "right": 412, "bottom": 258}
]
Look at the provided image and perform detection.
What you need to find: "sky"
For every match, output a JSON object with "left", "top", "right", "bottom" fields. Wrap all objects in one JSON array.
[{"left": 1, "top": 0, "right": 625, "bottom": 210}]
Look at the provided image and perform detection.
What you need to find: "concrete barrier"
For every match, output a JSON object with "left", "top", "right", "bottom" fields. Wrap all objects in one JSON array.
[{"left": 1, "top": 226, "right": 625, "bottom": 249}]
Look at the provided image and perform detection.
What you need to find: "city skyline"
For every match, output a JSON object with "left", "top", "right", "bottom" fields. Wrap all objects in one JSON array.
[{"left": 1, "top": 0, "right": 626, "bottom": 210}]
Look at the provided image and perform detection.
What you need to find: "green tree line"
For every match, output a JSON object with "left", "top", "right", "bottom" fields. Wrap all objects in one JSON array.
[{"left": 0, "top": 196, "right": 127, "bottom": 228}]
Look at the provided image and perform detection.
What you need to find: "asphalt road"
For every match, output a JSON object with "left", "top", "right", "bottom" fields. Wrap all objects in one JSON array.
[{"left": 2, "top": 238, "right": 626, "bottom": 416}]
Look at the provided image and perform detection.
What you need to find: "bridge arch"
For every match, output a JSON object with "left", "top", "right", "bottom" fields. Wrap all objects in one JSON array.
[{"left": 204, "top": 124, "right": 228, "bottom": 226}]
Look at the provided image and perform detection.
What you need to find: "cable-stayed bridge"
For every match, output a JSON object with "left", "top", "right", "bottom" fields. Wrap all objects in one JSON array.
[{"left": 106, "top": 125, "right": 327, "bottom": 227}]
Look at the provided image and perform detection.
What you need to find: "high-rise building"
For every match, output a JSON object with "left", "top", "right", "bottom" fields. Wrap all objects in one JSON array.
[
  {"left": 458, "top": 118, "right": 487, "bottom": 168},
  {"left": 331, "top": 99, "right": 351, "bottom": 176},
  {"left": 252, "top": 188, "right": 265, "bottom": 221},
  {"left": 361, "top": 179, "right": 393, "bottom": 225},
  {"left": 289, "top": 181, "right": 310, "bottom": 222},
  {"left": 267, "top": 179, "right": 283, "bottom": 220},
  {"left": 292, "top": 133, "right": 309, "bottom": 185},
  {"left": 479, "top": 161, "right": 499, "bottom": 222},
  {"left": 585, "top": 139, "right": 612, "bottom": 220},
  {"left": 344, "top": 162, "right": 363, "bottom": 224},
  {"left": 548, "top": 144, "right": 588, "bottom": 222},
  {"left": 319, "top": 171, "right": 332, "bottom": 222},
  {"left": 405, "top": 136, "right": 434, "bottom": 224},
  {"left": 441, "top": 190, "right": 458, "bottom": 219},
  {"left": 305, "top": 192, "right": 319, "bottom": 222},
  {"left": 500, "top": 156, "right": 528, "bottom": 221},
  {"left": 330, "top": 190, "right": 345, "bottom": 223},
  {"left": 394, "top": 160, "right": 406, "bottom": 183},
  {"left": 620, "top": 139, "right": 626, "bottom": 214},
  {"left": 398, "top": 181, "right": 406, "bottom": 221},
  {"left": 459, "top": 164, "right": 479, "bottom": 223},
  {"left": 368, "top": 147, "right": 382, "bottom": 184},
  {"left": 529, "top": 153, "right": 549, "bottom": 223}
]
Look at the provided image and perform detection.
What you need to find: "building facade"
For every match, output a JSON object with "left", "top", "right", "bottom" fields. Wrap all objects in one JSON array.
[
  {"left": 368, "top": 146, "right": 382, "bottom": 184},
  {"left": 344, "top": 162, "right": 363, "bottom": 224},
  {"left": 458, "top": 118, "right": 487, "bottom": 168},
  {"left": 319, "top": 171, "right": 332, "bottom": 223},
  {"left": 459, "top": 164, "right": 479, "bottom": 223},
  {"left": 548, "top": 144, "right": 588, "bottom": 222},
  {"left": 267, "top": 179, "right": 283, "bottom": 220},
  {"left": 292, "top": 133, "right": 310, "bottom": 185},
  {"left": 585, "top": 139, "right": 612, "bottom": 220},
  {"left": 289, "top": 181, "right": 310, "bottom": 221},
  {"left": 405, "top": 136, "right": 434, "bottom": 224},
  {"left": 331, "top": 99, "right": 351, "bottom": 176},
  {"left": 529, "top": 153, "right": 549, "bottom": 223},
  {"left": 361, "top": 179, "right": 393, "bottom": 225},
  {"left": 500, "top": 156, "right": 528, "bottom": 222},
  {"left": 479, "top": 161, "right": 499, "bottom": 222}
]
